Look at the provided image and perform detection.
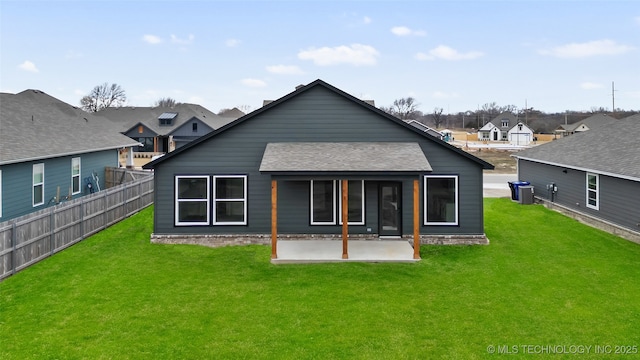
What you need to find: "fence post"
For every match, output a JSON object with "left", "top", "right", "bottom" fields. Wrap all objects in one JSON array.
[
  {"left": 50, "top": 206, "right": 55, "bottom": 255},
  {"left": 80, "top": 199, "right": 85, "bottom": 240},
  {"left": 103, "top": 191, "right": 108, "bottom": 230},
  {"left": 11, "top": 222, "right": 17, "bottom": 275}
]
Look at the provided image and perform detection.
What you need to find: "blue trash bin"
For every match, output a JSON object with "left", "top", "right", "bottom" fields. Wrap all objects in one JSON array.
[{"left": 510, "top": 181, "right": 530, "bottom": 201}]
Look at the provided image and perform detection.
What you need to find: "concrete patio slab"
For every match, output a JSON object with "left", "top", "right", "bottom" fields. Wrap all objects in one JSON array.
[{"left": 271, "top": 239, "right": 419, "bottom": 264}]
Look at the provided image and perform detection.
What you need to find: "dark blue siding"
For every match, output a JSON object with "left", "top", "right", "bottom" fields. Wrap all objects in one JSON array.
[
  {"left": 519, "top": 159, "right": 640, "bottom": 233},
  {"left": 153, "top": 86, "right": 486, "bottom": 236},
  {"left": 0, "top": 150, "right": 117, "bottom": 221}
]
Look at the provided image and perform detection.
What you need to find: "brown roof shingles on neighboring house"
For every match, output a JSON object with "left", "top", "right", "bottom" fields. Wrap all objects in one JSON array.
[{"left": 0, "top": 90, "right": 141, "bottom": 165}]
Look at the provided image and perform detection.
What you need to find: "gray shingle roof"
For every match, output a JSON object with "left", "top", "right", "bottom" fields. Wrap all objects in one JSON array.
[
  {"left": 0, "top": 90, "right": 141, "bottom": 165},
  {"left": 556, "top": 113, "right": 617, "bottom": 132},
  {"left": 97, "top": 103, "right": 234, "bottom": 135},
  {"left": 259, "top": 142, "right": 433, "bottom": 172},
  {"left": 515, "top": 114, "right": 640, "bottom": 180}
]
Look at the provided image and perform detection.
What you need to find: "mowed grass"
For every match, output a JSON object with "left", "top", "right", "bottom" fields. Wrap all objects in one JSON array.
[{"left": 1, "top": 199, "right": 639, "bottom": 359}]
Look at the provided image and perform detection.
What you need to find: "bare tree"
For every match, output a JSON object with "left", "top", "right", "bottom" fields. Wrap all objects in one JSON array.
[
  {"left": 154, "top": 97, "right": 179, "bottom": 107},
  {"left": 381, "top": 97, "right": 420, "bottom": 120},
  {"left": 432, "top": 107, "right": 445, "bottom": 129},
  {"left": 80, "top": 83, "right": 127, "bottom": 112}
]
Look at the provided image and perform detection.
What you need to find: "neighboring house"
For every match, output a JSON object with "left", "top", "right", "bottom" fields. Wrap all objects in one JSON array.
[
  {"left": 555, "top": 113, "right": 618, "bottom": 137},
  {"left": 144, "top": 80, "right": 494, "bottom": 258},
  {"left": 404, "top": 120, "right": 445, "bottom": 140},
  {"left": 0, "top": 90, "right": 141, "bottom": 222},
  {"left": 514, "top": 114, "right": 640, "bottom": 242},
  {"left": 478, "top": 113, "right": 534, "bottom": 145},
  {"left": 97, "top": 103, "right": 237, "bottom": 154}
]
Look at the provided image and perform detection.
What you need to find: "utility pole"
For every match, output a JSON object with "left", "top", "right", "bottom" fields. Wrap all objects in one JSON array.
[{"left": 611, "top": 81, "right": 616, "bottom": 116}]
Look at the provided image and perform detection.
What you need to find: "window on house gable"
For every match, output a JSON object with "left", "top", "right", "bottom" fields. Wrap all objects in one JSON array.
[
  {"left": 586, "top": 173, "right": 599, "bottom": 210},
  {"left": 159, "top": 112, "right": 178, "bottom": 126},
  {"left": 192, "top": 122, "right": 198, "bottom": 132},
  {"left": 175, "top": 176, "right": 210, "bottom": 225},
  {"left": 72, "top": 157, "right": 81, "bottom": 195},
  {"left": 338, "top": 180, "right": 365, "bottom": 225},
  {"left": 33, "top": 163, "right": 44, "bottom": 207},
  {"left": 424, "top": 175, "right": 458, "bottom": 225},
  {"left": 501, "top": 119, "right": 509, "bottom": 127},
  {"left": 311, "top": 180, "right": 336, "bottom": 225},
  {"left": 213, "top": 175, "right": 247, "bottom": 225}
]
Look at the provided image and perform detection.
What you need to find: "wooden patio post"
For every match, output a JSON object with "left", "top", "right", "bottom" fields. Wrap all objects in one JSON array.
[
  {"left": 341, "top": 179, "right": 349, "bottom": 259},
  {"left": 413, "top": 179, "right": 421, "bottom": 259},
  {"left": 271, "top": 180, "right": 277, "bottom": 259}
]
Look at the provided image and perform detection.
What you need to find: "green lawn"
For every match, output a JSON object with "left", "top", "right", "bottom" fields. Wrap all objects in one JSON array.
[{"left": 1, "top": 199, "right": 639, "bottom": 359}]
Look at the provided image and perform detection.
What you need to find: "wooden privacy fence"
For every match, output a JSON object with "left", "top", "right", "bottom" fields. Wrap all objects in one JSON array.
[{"left": 0, "top": 174, "right": 154, "bottom": 280}]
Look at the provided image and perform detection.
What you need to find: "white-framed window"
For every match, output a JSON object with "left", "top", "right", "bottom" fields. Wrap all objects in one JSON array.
[
  {"left": 586, "top": 173, "right": 599, "bottom": 210},
  {"left": 311, "top": 180, "right": 336, "bottom": 225},
  {"left": 71, "top": 157, "right": 81, "bottom": 195},
  {"left": 213, "top": 175, "right": 247, "bottom": 225},
  {"left": 175, "top": 175, "right": 210, "bottom": 226},
  {"left": 338, "top": 180, "right": 365, "bottom": 225},
  {"left": 424, "top": 175, "right": 458, "bottom": 225},
  {"left": 33, "top": 163, "right": 44, "bottom": 207}
]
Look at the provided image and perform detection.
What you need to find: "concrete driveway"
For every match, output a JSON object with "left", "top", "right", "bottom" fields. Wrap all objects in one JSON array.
[{"left": 484, "top": 173, "right": 518, "bottom": 198}]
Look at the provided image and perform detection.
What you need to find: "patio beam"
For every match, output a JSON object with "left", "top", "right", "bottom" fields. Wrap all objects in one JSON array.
[
  {"left": 271, "top": 180, "right": 277, "bottom": 259},
  {"left": 413, "top": 179, "right": 421, "bottom": 259},
  {"left": 341, "top": 179, "right": 348, "bottom": 259}
]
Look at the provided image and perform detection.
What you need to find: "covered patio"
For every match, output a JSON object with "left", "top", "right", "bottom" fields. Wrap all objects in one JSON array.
[
  {"left": 271, "top": 239, "right": 418, "bottom": 264},
  {"left": 260, "top": 142, "right": 432, "bottom": 262}
]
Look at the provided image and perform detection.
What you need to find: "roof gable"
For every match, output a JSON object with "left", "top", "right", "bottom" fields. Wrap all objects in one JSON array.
[
  {"left": 0, "top": 90, "right": 141, "bottom": 165},
  {"left": 144, "top": 80, "right": 493, "bottom": 170},
  {"left": 97, "top": 103, "right": 232, "bottom": 135}
]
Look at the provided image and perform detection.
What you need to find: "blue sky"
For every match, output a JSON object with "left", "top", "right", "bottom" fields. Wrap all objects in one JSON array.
[{"left": 2, "top": 0, "right": 639, "bottom": 114}]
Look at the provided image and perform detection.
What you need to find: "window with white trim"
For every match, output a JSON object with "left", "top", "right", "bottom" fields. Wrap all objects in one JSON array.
[
  {"left": 33, "top": 163, "right": 44, "bottom": 206},
  {"left": 338, "top": 180, "right": 365, "bottom": 225},
  {"left": 424, "top": 175, "right": 458, "bottom": 225},
  {"left": 71, "top": 157, "right": 81, "bottom": 195},
  {"left": 213, "top": 175, "right": 247, "bottom": 225},
  {"left": 311, "top": 180, "right": 336, "bottom": 225},
  {"left": 586, "top": 173, "right": 599, "bottom": 210},
  {"left": 175, "top": 176, "right": 210, "bottom": 225}
]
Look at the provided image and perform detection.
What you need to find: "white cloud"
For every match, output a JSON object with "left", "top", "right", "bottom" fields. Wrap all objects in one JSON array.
[
  {"left": 432, "top": 91, "right": 460, "bottom": 99},
  {"left": 635, "top": 16, "right": 640, "bottom": 25},
  {"left": 581, "top": 82, "right": 603, "bottom": 90},
  {"left": 363, "top": 16, "right": 372, "bottom": 25},
  {"left": 171, "top": 34, "right": 195, "bottom": 45},
  {"left": 391, "top": 26, "right": 426, "bottom": 37},
  {"left": 539, "top": 39, "right": 634, "bottom": 58},
  {"left": 241, "top": 78, "right": 267, "bottom": 88},
  {"left": 416, "top": 45, "right": 484, "bottom": 61},
  {"left": 266, "top": 65, "right": 305, "bottom": 75},
  {"left": 18, "top": 60, "right": 39, "bottom": 73},
  {"left": 142, "top": 34, "right": 163, "bottom": 44},
  {"left": 298, "top": 44, "right": 379, "bottom": 66},
  {"left": 226, "top": 38, "right": 241, "bottom": 47}
]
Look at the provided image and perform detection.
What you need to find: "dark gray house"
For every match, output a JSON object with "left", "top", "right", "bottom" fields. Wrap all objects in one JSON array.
[
  {"left": 0, "top": 90, "right": 141, "bottom": 221},
  {"left": 98, "top": 103, "right": 237, "bottom": 153},
  {"left": 515, "top": 114, "right": 640, "bottom": 243},
  {"left": 144, "top": 80, "right": 494, "bottom": 258}
]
